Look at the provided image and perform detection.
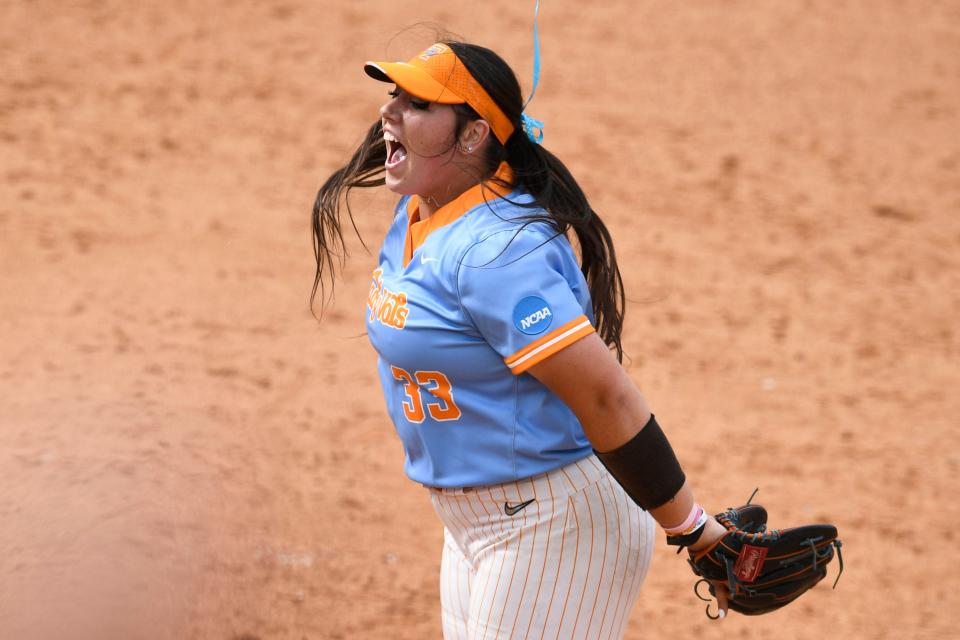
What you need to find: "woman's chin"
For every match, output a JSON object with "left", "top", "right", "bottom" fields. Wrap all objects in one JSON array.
[{"left": 384, "top": 174, "right": 413, "bottom": 195}]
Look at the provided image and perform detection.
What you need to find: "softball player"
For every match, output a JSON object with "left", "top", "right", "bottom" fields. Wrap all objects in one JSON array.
[{"left": 312, "top": 41, "right": 731, "bottom": 638}]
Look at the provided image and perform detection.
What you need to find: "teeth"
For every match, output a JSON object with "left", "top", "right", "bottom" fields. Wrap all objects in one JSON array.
[{"left": 383, "top": 130, "right": 406, "bottom": 169}]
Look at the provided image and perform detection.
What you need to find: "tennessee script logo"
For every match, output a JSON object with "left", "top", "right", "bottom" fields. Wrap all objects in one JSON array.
[{"left": 367, "top": 268, "right": 409, "bottom": 329}]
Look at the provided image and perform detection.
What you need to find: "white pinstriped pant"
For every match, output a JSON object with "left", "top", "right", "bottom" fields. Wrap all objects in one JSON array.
[{"left": 427, "top": 455, "right": 656, "bottom": 640}]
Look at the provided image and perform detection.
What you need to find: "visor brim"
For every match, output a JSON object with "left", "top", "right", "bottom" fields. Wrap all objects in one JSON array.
[{"left": 364, "top": 61, "right": 465, "bottom": 105}]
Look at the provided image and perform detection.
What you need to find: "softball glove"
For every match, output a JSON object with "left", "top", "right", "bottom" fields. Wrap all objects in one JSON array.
[{"left": 681, "top": 501, "right": 843, "bottom": 617}]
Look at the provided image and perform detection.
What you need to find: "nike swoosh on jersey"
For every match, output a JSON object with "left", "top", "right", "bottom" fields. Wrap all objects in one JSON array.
[
  {"left": 420, "top": 255, "right": 439, "bottom": 264},
  {"left": 503, "top": 499, "right": 535, "bottom": 516}
]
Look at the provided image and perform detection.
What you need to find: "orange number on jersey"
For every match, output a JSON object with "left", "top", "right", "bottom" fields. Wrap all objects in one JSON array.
[
  {"left": 390, "top": 366, "right": 462, "bottom": 423},
  {"left": 415, "top": 371, "right": 463, "bottom": 422},
  {"left": 391, "top": 365, "right": 425, "bottom": 423}
]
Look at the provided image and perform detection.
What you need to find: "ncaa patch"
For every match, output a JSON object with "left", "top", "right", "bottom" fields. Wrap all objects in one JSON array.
[{"left": 513, "top": 296, "right": 553, "bottom": 335}]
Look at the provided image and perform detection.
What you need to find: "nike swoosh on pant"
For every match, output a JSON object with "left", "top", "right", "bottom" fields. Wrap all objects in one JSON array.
[{"left": 503, "top": 499, "right": 535, "bottom": 516}]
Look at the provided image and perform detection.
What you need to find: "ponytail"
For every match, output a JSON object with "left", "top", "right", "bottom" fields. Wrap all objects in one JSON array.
[
  {"left": 447, "top": 42, "right": 627, "bottom": 361},
  {"left": 511, "top": 138, "right": 626, "bottom": 362}
]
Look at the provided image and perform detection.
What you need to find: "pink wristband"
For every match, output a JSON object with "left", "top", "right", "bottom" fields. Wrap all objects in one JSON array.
[{"left": 664, "top": 503, "right": 703, "bottom": 535}]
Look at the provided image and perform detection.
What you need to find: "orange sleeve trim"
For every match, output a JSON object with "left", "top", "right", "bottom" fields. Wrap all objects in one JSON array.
[{"left": 504, "top": 315, "right": 595, "bottom": 375}]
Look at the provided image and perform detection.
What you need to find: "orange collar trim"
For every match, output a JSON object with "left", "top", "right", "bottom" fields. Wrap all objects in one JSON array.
[{"left": 403, "top": 163, "right": 514, "bottom": 266}]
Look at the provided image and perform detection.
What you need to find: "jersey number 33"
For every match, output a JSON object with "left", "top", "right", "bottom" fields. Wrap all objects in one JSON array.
[{"left": 390, "top": 366, "right": 462, "bottom": 423}]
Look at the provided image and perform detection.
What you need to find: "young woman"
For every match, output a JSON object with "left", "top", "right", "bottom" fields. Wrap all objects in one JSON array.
[{"left": 312, "top": 41, "right": 730, "bottom": 639}]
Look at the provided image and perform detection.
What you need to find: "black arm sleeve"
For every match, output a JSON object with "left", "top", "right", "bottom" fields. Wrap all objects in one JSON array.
[{"left": 593, "top": 414, "right": 686, "bottom": 511}]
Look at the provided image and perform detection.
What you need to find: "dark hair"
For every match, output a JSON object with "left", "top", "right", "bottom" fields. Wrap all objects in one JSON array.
[{"left": 311, "top": 41, "right": 626, "bottom": 360}]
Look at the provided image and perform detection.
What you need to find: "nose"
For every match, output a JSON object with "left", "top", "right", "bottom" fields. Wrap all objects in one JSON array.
[{"left": 380, "top": 93, "right": 400, "bottom": 121}]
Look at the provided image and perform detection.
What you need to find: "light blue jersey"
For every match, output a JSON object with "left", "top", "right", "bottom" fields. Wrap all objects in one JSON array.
[{"left": 365, "top": 170, "right": 598, "bottom": 488}]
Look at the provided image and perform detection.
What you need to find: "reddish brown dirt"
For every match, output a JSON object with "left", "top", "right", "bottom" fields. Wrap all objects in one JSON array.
[{"left": 2, "top": 1, "right": 958, "bottom": 639}]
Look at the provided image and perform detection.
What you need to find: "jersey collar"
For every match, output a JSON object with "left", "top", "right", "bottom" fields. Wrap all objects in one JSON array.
[{"left": 403, "top": 163, "right": 515, "bottom": 267}]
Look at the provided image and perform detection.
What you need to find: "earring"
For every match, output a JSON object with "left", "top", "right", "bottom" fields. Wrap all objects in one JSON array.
[{"left": 467, "top": 146, "right": 473, "bottom": 153}]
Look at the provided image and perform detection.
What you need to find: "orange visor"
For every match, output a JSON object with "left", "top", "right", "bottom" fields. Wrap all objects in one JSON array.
[{"left": 364, "top": 43, "right": 516, "bottom": 145}]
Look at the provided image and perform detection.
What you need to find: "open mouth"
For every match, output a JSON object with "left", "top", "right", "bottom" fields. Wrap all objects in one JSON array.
[{"left": 384, "top": 131, "right": 407, "bottom": 170}]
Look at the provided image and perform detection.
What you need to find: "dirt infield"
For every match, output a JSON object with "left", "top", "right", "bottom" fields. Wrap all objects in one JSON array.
[{"left": 2, "top": 1, "right": 958, "bottom": 638}]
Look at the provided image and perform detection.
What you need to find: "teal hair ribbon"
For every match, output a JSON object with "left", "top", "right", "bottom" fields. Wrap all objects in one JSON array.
[
  {"left": 521, "top": 113, "right": 544, "bottom": 144},
  {"left": 521, "top": 0, "right": 543, "bottom": 144}
]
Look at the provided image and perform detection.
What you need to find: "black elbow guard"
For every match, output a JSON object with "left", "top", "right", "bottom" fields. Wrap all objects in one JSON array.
[{"left": 594, "top": 414, "right": 686, "bottom": 511}]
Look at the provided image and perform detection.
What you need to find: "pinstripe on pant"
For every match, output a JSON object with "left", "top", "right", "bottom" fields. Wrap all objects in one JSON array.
[{"left": 428, "top": 455, "right": 656, "bottom": 639}]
